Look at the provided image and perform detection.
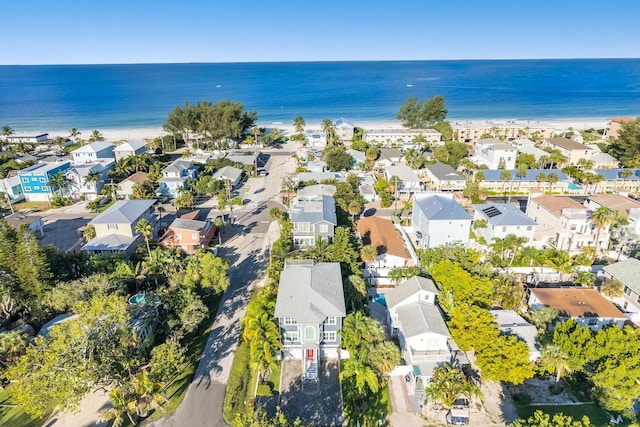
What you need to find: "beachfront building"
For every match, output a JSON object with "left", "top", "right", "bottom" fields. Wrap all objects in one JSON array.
[
  {"left": 17, "top": 160, "right": 71, "bottom": 202},
  {"left": 114, "top": 140, "right": 148, "bottom": 161},
  {"left": 384, "top": 165, "right": 422, "bottom": 193},
  {"left": 82, "top": 199, "right": 157, "bottom": 256},
  {"left": 71, "top": 141, "right": 115, "bottom": 165},
  {"left": 274, "top": 260, "right": 346, "bottom": 381},
  {"left": 588, "top": 169, "right": 640, "bottom": 193},
  {"left": 605, "top": 117, "right": 634, "bottom": 140},
  {"left": 334, "top": 118, "right": 354, "bottom": 142},
  {"left": 528, "top": 288, "right": 627, "bottom": 331},
  {"left": 490, "top": 310, "right": 540, "bottom": 361},
  {"left": 290, "top": 195, "right": 337, "bottom": 248},
  {"left": 472, "top": 203, "right": 538, "bottom": 243},
  {"left": 452, "top": 122, "right": 556, "bottom": 144},
  {"left": 585, "top": 194, "right": 640, "bottom": 235},
  {"left": 525, "top": 193, "right": 609, "bottom": 254},
  {"left": 116, "top": 172, "right": 149, "bottom": 199},
  {"left": 66, "top": 161, "right": 114, "bottom": 201},
  {"left": 472, "top": 138, "right": 517, "bottom": 170},
  {"left": 541, "top": 137, "right": 593, "bottom": 166},
  {"left": 602, "top": 258, "right": 640, "bottom": 324},
  {"left": 305, "top": 131, "right": 327, "bottom": 148},
  {"left": 5, "top": 133, "right": 49, "bottom": 144},
  {"left": 363, "top": 128, "right": 442, "bottom": 147},
  {"left": 356, "top": 217, "right": 414, "bottom": 285},
  {"left": 158, "top": 210, "right": 216, "bottom": 255},
  {"left": 422, "top": 162, "right": 466, "bottom": 191},
  {"left": 158, "top": 160, "right": 198, "bottom": 198},
  {"left": 412, "top": 193, "right": 472, "bottom": 249},
  {"left": 385, "top": 276, "right": 458, "bottom": 386},
  {"left": 478, "top": 169, "right": 570, "bottom": 195}
]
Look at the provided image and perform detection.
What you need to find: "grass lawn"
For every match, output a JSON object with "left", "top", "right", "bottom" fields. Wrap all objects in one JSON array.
[
  {"left": 12, "top": 201, "right": 51, "bottom": 212},
  {"left": 0, "top": 386, "right": 50, "bottom": 427},
  {"left": 141, "top": 293, "right": 222, "bottom": 425},
  {"left": 255, "top": 362, "right": 281, "bottom": 397},
  {"left": 517, "top": 403, "right": 612, "bottom": 426}
]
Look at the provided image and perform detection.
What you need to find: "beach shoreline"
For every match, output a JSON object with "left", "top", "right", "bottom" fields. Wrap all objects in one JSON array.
[{"left": 42, "top": 117, "right": 611, "bottom": 142}]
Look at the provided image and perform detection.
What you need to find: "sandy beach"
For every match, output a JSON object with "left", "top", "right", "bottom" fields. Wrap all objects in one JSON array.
[{"left": 44, "top": 118, "right": 609, "bottom": 143}]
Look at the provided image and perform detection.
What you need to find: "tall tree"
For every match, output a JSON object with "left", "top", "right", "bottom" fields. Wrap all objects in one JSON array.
[
  {"left": 68, "top": 128, "right": 81, "bottom": 142},
  {"left": 293, "top": 116, "right": 306, "bottom": 135},
  {"left": 590, "top": 206, "right": 613, "bottom": 254},
  {"left": 321, "top": 119, "right": 337, "bottom": 144},
  {"left": 135, "top": 218, "right": 154, "bottom": 259},
  {"left": 397, "top": 96, "right": 448, "bottom": 128}
]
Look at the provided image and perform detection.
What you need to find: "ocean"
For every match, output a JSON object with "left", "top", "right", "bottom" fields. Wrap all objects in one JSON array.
[{"left": 0, "top": 59, "right": 639, "bottom": 131}]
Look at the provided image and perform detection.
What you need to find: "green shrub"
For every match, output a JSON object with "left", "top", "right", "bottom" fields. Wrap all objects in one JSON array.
[
  {"left": 512, "top": 392, "right": 532, "bottom": 408},
  {"left": 50, "top": 195, "right": 72, "bottom": 207},
  {"left": 223, "top": 339, "right": 251, "bottom": 423}
]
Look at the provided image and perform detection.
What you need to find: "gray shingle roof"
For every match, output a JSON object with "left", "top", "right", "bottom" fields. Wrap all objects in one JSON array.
[
  {"left": 385, "top": 276, "right": 438, "bottom": 309},
  {"left": 72, "top": 141, "right": 113, "bottom": 154},
  {"left": 386, "top": 165, "right": 421, "bottom": 184},
  {"left": 163, "top": 160, "right": 193, "bottom": 173},
  {"left": 396, "top": 302, "right": 450, "bottom": 338},
  {"left": 274, "top": 262, "right": 346, "bottom": 322},
  {"left": 213, "top": 165, "right": 243, "bottom": 181},
  {"left": 114, "top": 140, "right": 147, "bottom": 152},
  {"left": 603, "top": 258, "right": 640, "bottom": 295},
  {"left": 490, "top": 309, "right": 540, "bottom": 359},
  {"left": 290, "top": 195, "right": 337, "bottom": 225},
  {"left": 424, "top": 162, "right": 466, "bottom": 182},
  {"left": 414, "top": 194, "right": 472, "bottom": 221},
  {"left": 90, "top": 200, "right": 156, "bottom": 225},
  {"left": 169, "top": 218, "right": 206, "bottom": 231},
  {"left": 473, "top": 203, "right": 538, "bottom": 227}
]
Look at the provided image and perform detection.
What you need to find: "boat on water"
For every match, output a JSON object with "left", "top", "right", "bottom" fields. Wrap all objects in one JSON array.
[{"left": 406, "top": 84, "right": 414, "bottom": 87}]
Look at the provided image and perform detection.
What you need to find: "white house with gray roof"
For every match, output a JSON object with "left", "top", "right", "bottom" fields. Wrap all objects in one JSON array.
[
  {"left": 423, "top": 162, "right": 466, "bottom": 191},
  {"left": 490, "top": 310, "right": 540, "bottom": 361},
  {"left": 274, "top": 260, "right": 346, "bottom": 381},
  {"left": 603, "top": 258, "right": 640, "bottom": 324},
  {"left": 412, "top": 194, "right": 472, "bottom": 249},
  {"left": 212, "top": 165, "right": 243, "bottom": 189},
  {"left": 82, "top": 199, "right": 157, "bottom": 256},
  {"left": 296, "top": 184, "right": 336, "bottom": 201},
  {"left": 114, "top": 140, "right": 148, "bottom": 161},
  {"left": 384, "top": 276, "right": 456, "bottom": 386},
  {"left": 71, "top": 141, "right": 115, "bottom": 165},
  {"left": 472, "top": 138, "right": 517, "bottom": 170},
  {"left": 473, "top": 203, "right": 537, "bottom": 243},
  {"left": 158, "top": 160, "right": 198, "bottom": 198},
  {"left": 290, "top": 195, "right": 337, "bottom": 247},
  {"left": 384, "top": 165, "right": 422, "bottom": 193}
]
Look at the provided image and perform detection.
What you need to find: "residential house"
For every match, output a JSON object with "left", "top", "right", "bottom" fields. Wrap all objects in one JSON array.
[
  {"left": 158, "top": 210, "right": 216, "bottom": 255},
  {"left": 297, "top": 171, "right": 344, "bottom": 184},
  {"left": 605, "top": 117, "right": 634, "bottom": 140},
  {"left": 363, "top": 128, "right": 442, "bottom": 147},
  {"left": 290, "top": 195, "right": 337, "bottom": 247},
  {"left": 422, "top": 162, "right": 466, "bottom": 191},
  {"left": 334, "top": 118, "right": 354, "bottom": 141},
  {"left": 374, "top": 148, "right": 403, "bottom": 169},
  {"left": 356, "top": 217, "right": 414, "bottom": 285},
  {"left": 589, "top": 152, "right": 618, "bottom": 169},
  {"left": 346, "top": 149, "right": 365, "bottom": 168},
  {"left": 117, "top": 172, "right": 149, "bottom": 199},
  {"left": 602, "top": 258, "right": 640, "bottom": 324},
  {"left": 225, "top": 151, "right": 260, "bottom": 168},
  {"left": 212, "top": 165, "right": 243, "bottom": 189},
  {"left": 490, "top": 310, "right": 540, "bottom": 361},
  {"left": 541, "top": 137, "right": 593, "bottom": 166},
  {"left": 114, "top": 140, "right": 148, "bottom": 161},
  {"left": 5, "top": 133, "right": 49, "bottom": 144},
  {"left": 589, "top": 169, "right": 640, "bottom": 193},
  {"left": 526, "top": 193, "right": 609, "bottom": 254},
  {"left": 66, "top": 161, "right": 114, "bottom": 200},
  {"left": 296, "top": 184, "right": 336, "bottom": 201},
  {"left": 528, "top": 288, "right": 627, "bottom": 331},
  {"left": 71, "top": 141, "right": 115, "bottom": 165},
  {"left": 585, "top": 194, "right": 640, "bottom": 235},
  {"left": 305, "top": 131, "right": 327, "bottom": 148},
  {"left": 473, "top": 138, "right": 517, "bottom": 169},
  {"left": 3, "top": 212, "right": 44, "bottom": 237},
  {"left": 514, "top": 140, "right": 548, "bottom": 162},
  {"left": 479, "top": 169, "right": 569, "bottom": 195},
  {"left": 158, "top": 160, "right": 198, "bottom": 198},
  {"left": 384, "top": 165, "right": 422, "bottom": 193},
  {"left": 274, "top": 260, "right": 346, "bottom": 381},
  {"left": 0, "top": 174, "right": 25, "bottom": 203},
  {"left": 306, "top": 160, "right": 328, "bottom": 173},
  {"left": 473, "top": 203, "right": 537, "bottom": 243},
  {"left": 17, "top": 160, "right": 71, "bottom": 202},
  {"left": 412, "top": 193, "right": 472, "bottom": 249},
  {"left": 82, "top": 199, "right": 157, "bottom": 256},
  {"left": 385, "top": 276, "right": 459, "bottom": 387}
]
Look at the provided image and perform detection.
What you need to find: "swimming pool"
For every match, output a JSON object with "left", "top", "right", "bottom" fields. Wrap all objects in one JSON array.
[
  {"left": 373, "top": 293, "right": 387, "bottom": 307},
  {"left": 566, "top": 181, "right": 581, "bottom": 190}
]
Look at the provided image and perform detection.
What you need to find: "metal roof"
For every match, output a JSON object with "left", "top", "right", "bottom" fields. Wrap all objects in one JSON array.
[
  {"left": 473, "top": 203, "right": 538, "bottom": 226},
  {"left": 414, "top": 194, "right": 471, "bottom": 221}
]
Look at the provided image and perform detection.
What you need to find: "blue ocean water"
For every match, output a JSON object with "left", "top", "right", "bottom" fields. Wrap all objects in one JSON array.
[{"left": 0, "top": 59, "right": 639, "bottom": 131}]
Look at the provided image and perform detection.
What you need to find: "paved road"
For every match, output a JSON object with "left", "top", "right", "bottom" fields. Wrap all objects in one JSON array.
[{"left": 153, "top": 145, "right": 296, "bottom": 427}]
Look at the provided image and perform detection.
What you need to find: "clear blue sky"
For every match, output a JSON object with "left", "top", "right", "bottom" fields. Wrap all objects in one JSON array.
[{"left": 3, "top": 0, "right": 639, "bottom": 65}]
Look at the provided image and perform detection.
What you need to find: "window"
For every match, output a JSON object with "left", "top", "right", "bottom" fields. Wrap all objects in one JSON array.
[
  {"left": 319, "top": 224, "right": 328, "bottom": 233},
  {"left": 34, "top": 186, "right": 40, "bottom": 190},
  {"left": 175, "top": 233, "right": 182, "bottom": 240},
  {"left": 24, "top": 186, "right": 31, "bottom": 191},
  {"left": 192, "top": 233, "right": 198, "bottom": 240},
  {"left": 624, "top": 286, "right": 632, "bottom": 296},
  {"left": 283, "top": 317, "right": 297, "bottom": 325},
  {"left": 502, "top": 226, "right": 506, "bottom": 232},
  {"left": 325, "top": 316, "right": 337, "bottom": 325},
  {"left": 570, "top": 224, "right": 577, "bottom": 231},
  {"left": 39, "top": 178, "right": 46, "bottom": 183},
  {"left": 42, "top": 186, "right": 48, "bottom": 191},
  {"left": 284, "top": 332, "right": 298, "bottom": 342},
  {"left": 323, "top": 331, "right": 336, "bottom": 342},
  {"left": 636, "top": 294, "right": 640, "bottom": 304},
  {"left": 108, "top": 224, "right": 118, "bottom": 230},
  {"left": 304, "top": 326, "right": 315, "bottom": 340},
  {"left": 588, "top": 318, "right": 598, "bottom": 326},
  {"left": 527, "top": 226, "right": 532, "bottom": 231}
]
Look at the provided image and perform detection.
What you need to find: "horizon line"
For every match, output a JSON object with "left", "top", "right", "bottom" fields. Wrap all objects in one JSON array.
[{"left": 2, "top": 56, "right": 640, "bottom": 66}]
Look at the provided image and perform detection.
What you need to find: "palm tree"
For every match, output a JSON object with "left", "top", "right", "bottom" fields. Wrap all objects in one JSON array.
[
  {"left": 500, "top": 170, "right": 512, "bottom": 202},
  {"left": 547, "top": 172, "right": 559, "bottom": 194},
  {"left": 360, "top": 245, "right": 378, "bottom": 265},
  {"left": 591, "top": 206, "right": 613, "bottom": 254},
  {"left": 321, "top": 118, "right": 337, "bottom": 145},
  {"left": 340, "top": 311, "right": 384, "bottom": 353},
  {"left": 1, "top": 125, "right": 14, "bottom": 139},
  {"left": 135, "top": 218, "right": 154, "bottom": 259},
  {"left": 84, "top": 169, "right": 102, "bottom": 196},
  {"left": 103, "top": 387, "right": 137, "bottom": 426},
  {"left": 305, "top": 238, "right": 331, "bottom": 262},
  {"left": 388, "top": 175, "right": 401, "bottom": 212},
  {"left": 424, "top": 360, "right": 471, "bottom": 409},
  {"left": 293, "top": 116, "right": 306, "bottom": 135},
  {"left": 539, "top": 344, "right": 571, "bottom": 382},
  {"left": 545, "top": 250, "right": 575, "bottom": 282},
  {"left": 516, "top": 163, "right": 528, "bottom": 196},
  {"left": 340, "top": 353, "right": 380, "bottom": 395},
  {"left": 129, "top": 370, "right": 168, "bottom": 418},
  {"left": 601, "top": 279, "right": 623, "bottom": 300},
  {"left": 344, "top": 275, "right": 367, "bottom": 310},
  {"left": 49, "top": 171, "right": 67, "bottom": 197},
  {"left": 347, "top": 199, "right": 362, "bottom": 221},
  {"left": 536, "top": 173, "right": 547, "bottom": 191},
  {"left": 530, "top": 306, "right": 558, "bottom": 331},
  {"left": 387, "top": 267, "right": 406, "bottom": 286},
  {"left": 0, "top": 330, "right": 28, "bottom": 364},
  {"left": 69, "top": 128, "right": 81, "bottom": 142},
  {"left": 89, "top": 129, "right": 104, "bottom": 142},
  {"left": 620, "top": 168, "right": 633, "bottom": 189},
  {"left": 243, "top": 312, "right": 282, "bottom": 384}
]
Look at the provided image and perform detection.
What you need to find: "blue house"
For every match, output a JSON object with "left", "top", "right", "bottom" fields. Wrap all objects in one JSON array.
[
  {"left": 18, "top": 161, "right": 71, "bottom": 202},
  {"left": 158, "top": 160, "right": 198, "bottom": 198}
]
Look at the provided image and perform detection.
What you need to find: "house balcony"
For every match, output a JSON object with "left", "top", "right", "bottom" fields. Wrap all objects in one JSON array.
[{"left": 407, "top": 349, "right": 451, "bottom": 364}]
